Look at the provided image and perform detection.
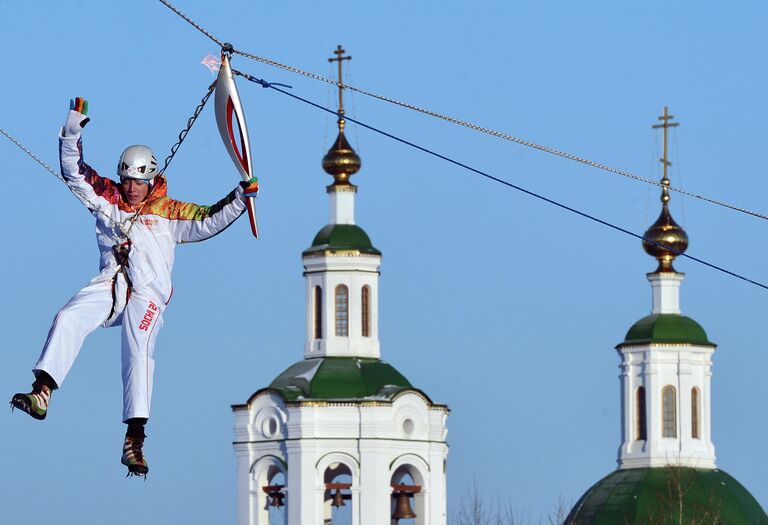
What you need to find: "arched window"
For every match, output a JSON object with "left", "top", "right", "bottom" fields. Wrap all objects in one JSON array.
[
  {"left": 324, "top": 463, "right": 353, "bottom": 525},
  {"left": 361, "top": 286, "right": 371, "bottom": 337},
  {"left": 250, "top": 459, "right": 287, "bottom": 525},
  {"left": 266, "top": 469, "right": 287, "bottom": 524},
  {"left": 335, "top": 284, "right": 349, "bottom": 336},
  {"left": 391, "top": 464, "right": 425, "bottom": 525},
  {"left": 662, "top": 386, "right": 677, "bottom": 438},
  {"left": 691, "top": 387, "right": 700, "bottom": 439},
  {"left": 314, "top": 286, "right": 323, "bottom": 339},
  {"left": 636, "top": 386, "right": 647, "bottom": 441}
]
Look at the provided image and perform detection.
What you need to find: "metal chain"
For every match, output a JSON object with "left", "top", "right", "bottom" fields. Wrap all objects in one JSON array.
[
  {"left": 0, "top": 127, "right": 64, "bottom": 182},
  {"left": 160, "top": 78, "right": 218, "bottom": 175},
  {"left": 156, "top": 0, "right": 768, "bottom": 223},
  {"left": 234, "top": 48, "right": 768, "bottom": 221},
  {"left": 156, "top": 0, "right": 225, "bottom": 48},
  {"left": 234, "top": 78, "right": 768, "bottom": 291}
]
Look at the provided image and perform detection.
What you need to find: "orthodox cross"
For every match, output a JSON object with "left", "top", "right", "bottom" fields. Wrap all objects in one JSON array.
[
  {"left": 652, "top": 106, "right": 680, "bottom": 200},
  {"left": 328, "top": 45, "right": 352, "bottom": 118}
]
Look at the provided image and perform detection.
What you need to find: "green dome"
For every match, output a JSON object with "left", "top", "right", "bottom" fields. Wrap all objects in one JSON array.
[
  {"left": 619, "top": 314, "right": 715, "bottom": 347},
  {"left": 268, "top": 357, "right": 412, "bottom": 401},
  {"left": 303, "top": 224, "right": 381, "bottom": 256},
  {"left": 566, "top": 468, "right": 768, "bottom": 525}
]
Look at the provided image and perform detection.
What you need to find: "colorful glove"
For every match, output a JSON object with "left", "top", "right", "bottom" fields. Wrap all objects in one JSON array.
[
  {"left": 240, "top": 176, "right": 259, "bottom": 198},
  {"left": 62, "top": 97, "right": 90, "bottom": 137}
]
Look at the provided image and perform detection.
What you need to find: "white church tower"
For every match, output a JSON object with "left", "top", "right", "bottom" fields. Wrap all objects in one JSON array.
[
  {"left": 616, "top": 107, "right": 716, "bottom": 470},
  {"left": 232, "top": 46, "right": 449, "bottom": 525},
  {"left": 566, "top": 108, "right": 768, "bottom": 524}
]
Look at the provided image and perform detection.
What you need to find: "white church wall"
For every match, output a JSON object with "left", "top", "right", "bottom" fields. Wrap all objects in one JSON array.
[
  {"left": 236, "top": 392, "right": 447, "bottom": 524},
  {"left": 618, "top": 343, "right": 716, "bottom": 469}
]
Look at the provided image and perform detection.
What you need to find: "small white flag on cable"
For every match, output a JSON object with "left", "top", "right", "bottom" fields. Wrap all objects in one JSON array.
[{"left": 200, "top": 53, "right": 221, "bottom": 74}]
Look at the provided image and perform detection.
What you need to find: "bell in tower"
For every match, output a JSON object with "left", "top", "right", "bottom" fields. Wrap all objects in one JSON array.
[{"left": 231, "top": 45, "right": 449, "bottom": 525}]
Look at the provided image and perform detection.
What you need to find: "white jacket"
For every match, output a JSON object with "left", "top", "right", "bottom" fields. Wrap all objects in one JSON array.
[{"left": 60, "top": 135, "right": 247, "bottom": 304}]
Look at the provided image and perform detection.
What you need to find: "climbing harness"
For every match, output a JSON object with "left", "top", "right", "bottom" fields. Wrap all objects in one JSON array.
[{"left": 102, "top": 202, "right": 149, "bottom": 327}]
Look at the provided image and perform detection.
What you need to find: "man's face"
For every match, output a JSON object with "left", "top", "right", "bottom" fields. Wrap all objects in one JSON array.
[{"left": 120, "top": 178, "right": 150, "bottom": 206}]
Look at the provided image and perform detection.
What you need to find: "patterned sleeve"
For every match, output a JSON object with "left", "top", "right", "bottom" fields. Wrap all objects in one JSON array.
[
  {"left": 59, "top": 135, "right": 122, "bottom": 212},
  {"left": 162, "top": 186, "right": 247, "bottom": 243}
]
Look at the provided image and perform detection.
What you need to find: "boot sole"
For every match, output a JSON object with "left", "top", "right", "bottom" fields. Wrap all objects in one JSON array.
[
  {"left": 10, "top": 395, "right": 46, "bottom": 420},
  {"left": 121, "top": 457, "right": 149, "bottom": 475},
  {"left": 126, "top": 464, "right": 149, "bottom": 475}
]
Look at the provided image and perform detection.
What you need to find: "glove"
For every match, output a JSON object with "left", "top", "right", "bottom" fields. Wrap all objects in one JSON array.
[
  {"left": 62, "top": 97, "right": 90, "bottom": 137},
  {"left": 240, "top": 176, "right": 259, "bottom": 198}
]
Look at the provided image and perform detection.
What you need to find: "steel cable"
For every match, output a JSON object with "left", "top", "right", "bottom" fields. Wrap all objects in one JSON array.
[
  {"left": 155, "top": 0, "right": 768, "bottom": 222},
  {"left": 235, "top": 71, "right": 768, "bottom": 292},
  {"left": 0, "top": 127, "right": 141, "bottom": 239},
  {"left": 156, "top": 0, "right": 225, "bottom": 48},
  {"left": 1, "top": 127, "right": 64, "bottom": 182},
  {"left": 3, "top": 84, "right": 766, "bottom": 291}
]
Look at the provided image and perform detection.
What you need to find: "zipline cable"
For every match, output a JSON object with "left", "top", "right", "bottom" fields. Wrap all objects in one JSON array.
[
  {"left": 2, "top": 83, "right": 764, "bottom": 291},
  {"left": 0, "top": 127, "right": 64, "bottom": 182},
  {"left": 155, "top": 0, "right": 768, "bottom": 223},
  {"left": 3, "top": 74, "right": 217, "bottom": 183},
  {"left": 2, "top": 79, "right": 766, "bottom": 291},
  {"left": 233, "top": 70, "right": 768, "bottom": 292},
  {"left": 0, "top": 127, "right": 146, "bottom": 239},
  {"left": 156, "top": 0, "right": 225, "bottom": 48}
]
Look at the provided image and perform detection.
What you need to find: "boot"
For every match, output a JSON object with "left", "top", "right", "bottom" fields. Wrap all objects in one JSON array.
[
  {"left": 121, "top": 435, "right": 149, "bottom": 476},
  {"left": 10, "top": 380, "right": 52, "bottom": 420}
]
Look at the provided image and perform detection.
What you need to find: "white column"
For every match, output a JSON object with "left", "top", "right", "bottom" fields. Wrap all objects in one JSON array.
[
  {"left": 234, "top": 443, "right": 252, "bottom": 525},
  {"left": 648, "top": 272, "right": 684, "bottom": 314},
  {"left": 329, "top": 186, "right": 356, "bottom": 225},
  {"left": 428, "top": 445, "right": 448, "bottom": 525},
  {"left": 618, "top": 355, "right": 633, "bottom": 462},
  {"left": 286, "top": 439, "right": 321, "bottom": 525},
  {"left": 359, "top": 441, "right": 396, "bottom": 525}
]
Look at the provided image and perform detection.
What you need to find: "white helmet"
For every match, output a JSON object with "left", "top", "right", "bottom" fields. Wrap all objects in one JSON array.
[{"left": 117, "top": 145, "right": 158, "bottom": 182}]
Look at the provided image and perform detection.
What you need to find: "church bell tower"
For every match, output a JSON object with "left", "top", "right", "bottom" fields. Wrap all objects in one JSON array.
[
  {"left": 566, "top": 108, "right": 768, "bottom": 524},
  {"left": 232, "top": 45, "right": 449, "bottom": 525}
]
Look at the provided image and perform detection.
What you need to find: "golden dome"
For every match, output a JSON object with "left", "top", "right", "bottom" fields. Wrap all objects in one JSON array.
[
  {"left": 642, "top": 200, "right": 688, "bottom": 273},
  {"left": 322, "top": 125, "right": 361, "bottom": 186},
  {"left": 644, "top": 106, "right": 687, "bottom": 273}
]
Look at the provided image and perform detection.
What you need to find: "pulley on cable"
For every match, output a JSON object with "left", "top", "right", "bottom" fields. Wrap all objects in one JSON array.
[{"left": 214, "top": 45, "right": 259, "bottom": 239}]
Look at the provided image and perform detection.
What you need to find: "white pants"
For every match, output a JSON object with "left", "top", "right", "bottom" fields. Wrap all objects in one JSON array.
[{"left": 34, "top": 278, "right": 164, "bottom": 422}]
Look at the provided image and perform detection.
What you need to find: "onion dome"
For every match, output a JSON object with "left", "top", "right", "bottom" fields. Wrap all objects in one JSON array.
[
  {"left": 643, "top": 107, "right": 688, "bottom": 273},
  {"left": 323, "top": 45, "right": 360, "bottom": 186},
  {"left": 643, "top": 203, "right": 688, "bottom": 273},
  {"left": 322, "top": 124, "right": 361, "bottom": 186},
  {"left": 642, "top": 198, "right": 689, "bottom": 273},
  {"left": 566, "top": 468, "right": 768, "bottom": 524}
]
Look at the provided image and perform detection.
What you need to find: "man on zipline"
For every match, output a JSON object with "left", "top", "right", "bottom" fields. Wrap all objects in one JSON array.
[{"left": 10, "top": 97, "right": 260, "bottom": 477}]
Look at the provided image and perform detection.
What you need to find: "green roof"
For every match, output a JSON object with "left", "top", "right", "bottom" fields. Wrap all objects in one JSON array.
[
  {"left": 566, "top": 467, "right": 768, "bottom": 525},
  {"left": 303, "top": 224, "right": 381, "bottom": 256},
  {"left": 619, "top": 314, "right": 715, "bottom": 347},
  {"left": 268, "top": 357, "right": 412, "bottom": 401}
]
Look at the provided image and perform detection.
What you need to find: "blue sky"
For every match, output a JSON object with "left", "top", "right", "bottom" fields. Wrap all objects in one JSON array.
[{"left": 2, "top": 1, "right": 767, "bottom": 523}]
